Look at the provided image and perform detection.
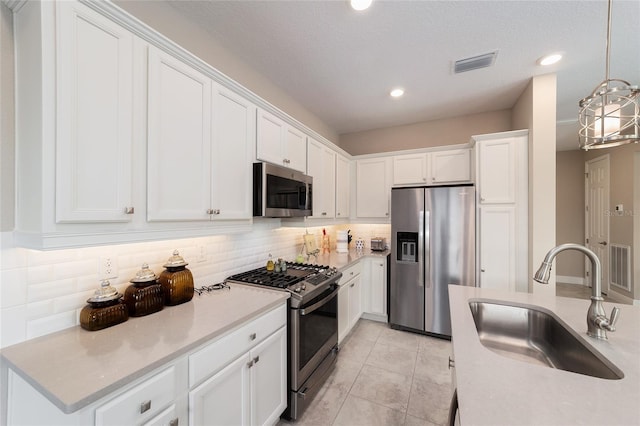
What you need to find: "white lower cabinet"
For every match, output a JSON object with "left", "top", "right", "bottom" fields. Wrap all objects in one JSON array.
[
  {"left": 338, "top": 262, "right": 363, "bottom": 344},
  {"left": 364, "top": 258, "right": 387, "bottom": 319}
]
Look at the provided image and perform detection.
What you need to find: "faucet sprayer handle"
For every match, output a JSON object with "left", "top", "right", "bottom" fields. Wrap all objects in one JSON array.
[{"left": 609, "top": 307, "right": 620, "bottom": 328}]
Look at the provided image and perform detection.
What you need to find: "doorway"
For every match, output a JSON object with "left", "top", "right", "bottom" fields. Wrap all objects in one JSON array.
[{"left": 585, "top": 155, "right": 610, "bottom": 295}]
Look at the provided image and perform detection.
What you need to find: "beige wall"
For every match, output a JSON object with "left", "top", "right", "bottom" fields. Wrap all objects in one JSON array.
[
  {"left": 114, "top": 1, "right": 339, "bottom": 144},
  {"left": 513, "top": 73, "right": 557, "bottom": 296},
  {"left": 556, "top": 151, "right": 586, "bottom": 279},
  {"left": 585, "top": 143, "right": 639, "bottom": 299},
  {"left": 338, "top": 109, "right": 512, "bottom": 155},
  {"left": 1, "top": 2, "right": 14, "bottom": 232}
]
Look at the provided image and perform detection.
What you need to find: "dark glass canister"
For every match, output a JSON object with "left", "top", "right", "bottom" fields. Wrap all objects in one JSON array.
[
  {"left": 124, "top": 263, "right": 164, "bottom": 317},
  {"left": 158, "top": 250, "right": 194, "bottom": 306},
  {"left": 80, "top": 280, "right": 128, "bottom": 331}
]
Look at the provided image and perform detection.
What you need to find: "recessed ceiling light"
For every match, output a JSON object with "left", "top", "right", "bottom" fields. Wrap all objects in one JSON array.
[
  {"left": 390, "top": 88, "right": 404, "bottom": 98},
  {"left": 350, "top": 0, "right": 372, "bottom": 11},
  {"left": 538, "top": 53, "right": 563, "bottom": 66}
]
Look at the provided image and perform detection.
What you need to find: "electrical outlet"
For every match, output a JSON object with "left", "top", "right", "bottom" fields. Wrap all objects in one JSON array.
[
  {"left": 196, "top": 246, "right": 207, "bottom": 263},
  {"left": 98, "top": 256, "right": 119, "bottom": 280}
]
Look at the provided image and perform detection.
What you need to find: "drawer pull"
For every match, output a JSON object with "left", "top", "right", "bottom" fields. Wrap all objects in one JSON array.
[
  {"left": 249, "top": 333, "right": 257, "bottom": 341},
  {"left": 140, "top": 400, "right": 151, "bottom": 414},
  {"left": 169, "top": 418, "right": 179, "bottom": 426}
]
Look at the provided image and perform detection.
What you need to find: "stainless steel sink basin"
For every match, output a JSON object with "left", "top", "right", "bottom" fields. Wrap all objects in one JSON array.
[{"left": 469, "top": 300, "right": 624, "bottom": 380}]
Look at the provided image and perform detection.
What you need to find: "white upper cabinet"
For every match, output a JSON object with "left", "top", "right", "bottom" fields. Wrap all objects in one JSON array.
[
  {"left": 307, "top": 138, "right": 336, "bottom": 219},
  {"left": 356, "top": 158, "right": 391, "bottom": 218},
  {"left": 55, "top": 2, "right": 135, "bottom": 223},
  {"left": 211, "top": 85, "right": 256, "bottom": 220},
  {"left": 147, "top": 46, "right": 212, "bottom": 222},
  {"left": 256, "top": 108, "right": 306, "bottom": 173},
  {"left": 431, "top": 149, "right": 471, "bottom": 183},
  {"left": 392, "top": 148, "right": 471, "bottom": 186},
  {"left": 335, "top": 154, "right": 351, "bottom": 219},
  {"left": 477, "top": 139, "right": 516, "bottom": 204}
]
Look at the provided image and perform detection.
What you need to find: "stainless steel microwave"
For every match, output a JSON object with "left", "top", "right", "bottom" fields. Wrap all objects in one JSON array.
[{"left": 253, "top": 162, "right": 313, "bottom": 217}]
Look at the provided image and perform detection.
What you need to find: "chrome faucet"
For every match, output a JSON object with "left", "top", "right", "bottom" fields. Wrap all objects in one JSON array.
[{"left": 534, "top": 243, "right": 620, "bottom": 340}]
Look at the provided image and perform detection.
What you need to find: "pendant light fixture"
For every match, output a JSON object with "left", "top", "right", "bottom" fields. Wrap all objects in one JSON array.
[{"left": 578, "top": 0, "right": 639, "bottom": 150}]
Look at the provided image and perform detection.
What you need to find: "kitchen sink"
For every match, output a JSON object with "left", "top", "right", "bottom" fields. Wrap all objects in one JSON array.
[{"left": 469, "top": 300, "right": 624, "bottom": 380}]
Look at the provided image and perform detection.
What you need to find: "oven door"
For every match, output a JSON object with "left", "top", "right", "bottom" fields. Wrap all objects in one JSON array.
[{"left": 290, "top": 285, "right": 338, "bottom": 390}]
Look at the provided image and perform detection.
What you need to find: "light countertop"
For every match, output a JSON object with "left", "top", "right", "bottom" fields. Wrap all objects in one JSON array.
[
  {"left": 310, "top": 248, "right": 389, "bottom": 270},
  {"left": 449, "top": 286, "right": 640, "bottom": 425},
  {"left": 1, "top": 284, "right": 289, "bottom": 413}
]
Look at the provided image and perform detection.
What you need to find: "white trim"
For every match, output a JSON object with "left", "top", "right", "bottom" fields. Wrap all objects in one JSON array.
[
  {"left": 634, "top": 152, "right": 640, "bottom": 303},
  {"left": 1, "top": 0, "right": 27, "bottom": 13},
  {"left": 556, "top": 275, "right": 586, "bottom": 286},
  {"left": 607, "top": 288, "right": 640, "bottom": 307}
]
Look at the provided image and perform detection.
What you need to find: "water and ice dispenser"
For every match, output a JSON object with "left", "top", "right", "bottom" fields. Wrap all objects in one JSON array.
[{"left": 397, "top": 232, "right": 418, "bottom": 262}]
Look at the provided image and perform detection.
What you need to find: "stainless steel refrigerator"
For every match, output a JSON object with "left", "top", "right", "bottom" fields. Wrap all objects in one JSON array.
[{"left": 390, "top": 185, "right": 475, "bottom": 337}]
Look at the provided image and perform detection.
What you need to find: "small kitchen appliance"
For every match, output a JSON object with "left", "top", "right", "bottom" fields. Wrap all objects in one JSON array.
[
  {"left": 370, "top": 237, "right": 387, "bottom": 251},
  {"left": 226, "top": 262, "right": 342, "bottom": 420}
]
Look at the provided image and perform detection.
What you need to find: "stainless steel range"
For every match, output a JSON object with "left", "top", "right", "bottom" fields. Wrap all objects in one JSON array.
[{"left": 226, "top": 262, "right": 342, "bottom": 420}]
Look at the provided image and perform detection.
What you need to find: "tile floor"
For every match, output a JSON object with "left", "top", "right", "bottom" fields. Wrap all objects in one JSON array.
[{"left": 278, "top": 320, "right": 452, "bottom": 426}]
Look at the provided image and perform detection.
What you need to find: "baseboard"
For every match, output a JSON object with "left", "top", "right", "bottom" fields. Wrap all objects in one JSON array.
[
  {"left": 607, "top": 289, "right": 640, "bottom": 306},
  {"left": 556, "top": 275, "right": 586, "bottom": 285},
  {"left": 361, "top": 313, "right": 387, "bottom": 323}
]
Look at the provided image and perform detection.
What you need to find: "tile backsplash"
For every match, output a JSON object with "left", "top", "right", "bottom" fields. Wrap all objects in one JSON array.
[{"left": 0, "top": 222, "right": 390, "bottom": 348}]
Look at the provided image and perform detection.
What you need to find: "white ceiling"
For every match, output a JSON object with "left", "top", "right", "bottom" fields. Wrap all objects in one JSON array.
[{"left": 167, "top": 0, "right": 640, "bottom": 151}]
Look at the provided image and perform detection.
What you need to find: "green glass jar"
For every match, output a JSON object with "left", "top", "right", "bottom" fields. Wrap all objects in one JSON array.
[{"left": 158, "top": 250, "right": 194, "bottom": 306}]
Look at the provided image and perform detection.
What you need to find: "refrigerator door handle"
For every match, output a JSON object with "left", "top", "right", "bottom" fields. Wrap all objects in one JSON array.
[
  {"left": 424, "top": 210, "right": 430, "bottom": 288},
  {"left": 418, "top": 210, "right": 425, "bottom": 287}
]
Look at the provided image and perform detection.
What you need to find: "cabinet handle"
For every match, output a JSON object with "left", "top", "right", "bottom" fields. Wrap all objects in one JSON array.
[
  {"left": 481, "top": 269, "right": 486, "bottom": 272},
  {"left": 337, "top": 212, "right": 341, "bottom": 216},
  {"left": 140, "top": 400, "right": 151, "bottom": 414},
  {"left": 124, "top": 207, "right": 134, "bottom": 214},
  {"left": 253, "top": 355, "right": 260, "bottom": 364},
  {"left": 247, "top": 360, "right": 254, "bottom": 368},
  {"left": 385, "top": 212, "right": 389, "bottom": 216},
  {"left": 169, "top": 418, "right": 179, "bottom": 426},
  {"left": 322, "top": 212, "right": 327, "bottom": 216},
  {"left": 423, "top": 177, "right": 427, "bottom": 181},
  {"left": 249, "top": 333, "right": 256, "bottom": 341},
  {"left": 448, "top": 357, "right": 455, "bottom": 369},
  {"left": 350, "top": 283, "right": 354, "bottom": 288},
  {"left": 214, "top": 209, "right": 221, "bottom": 215},
  {"left": 480, "top": 197, "right": 485, "bottom": 202},
  {"left": 379, "top": 263, "right": 383, "bottom": 266},
  {"left": 206, "top": 209, "right": 214, "bottom": 215}
]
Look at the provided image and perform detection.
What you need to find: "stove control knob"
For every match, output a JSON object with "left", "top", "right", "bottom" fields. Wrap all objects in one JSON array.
[
  {"left": 301, "top": 284, "right": 307, "bottom": 290},
  {"left": 294, "top": 286, "right": 301, "bottom": 293}
]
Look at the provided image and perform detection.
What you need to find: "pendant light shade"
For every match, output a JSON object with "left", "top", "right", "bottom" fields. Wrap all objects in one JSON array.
[{"left": 578, "top": 0, "right": 640, "bottom": 150}]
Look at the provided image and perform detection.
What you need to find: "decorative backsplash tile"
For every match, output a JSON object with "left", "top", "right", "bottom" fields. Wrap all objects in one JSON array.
[{"left": 0, "top": 223, "right": 390, "bottom": 348}]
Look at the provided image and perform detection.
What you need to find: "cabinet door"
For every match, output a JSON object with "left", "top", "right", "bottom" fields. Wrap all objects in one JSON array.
[
  {"left": 250, "top": 327, "right": 287, "bottom": 426},
  {"left": 392, "top": 153, "right": 428, "bottom": 185},
  {"left": 336, "top": 155, "right": 351, "bottom": 219},
  {"left": 337, "top": 283, "right": 350, "bottom": 344},
  {"left": 356, "top": 158, "right": 390, "bottom": 218},
  {"left": 321, "top": 148, "right": 337, "bottom": 218},
  {"left": 256, "top": 108, "right": 285, "bottom": 166},
  {"left": 479, "top": 206, "right": 515, "bottom": 291},
  {"left": 56, "top": 2, "right": 133, "bottom": 222},
  {"left": 368, "top": 260, "right": 387, "bottom": 316},
  {"left": 211, "top": 85, "right": 255, "bottom": 220},
  {"left": 189, "top": 352, "right": 251, "bottom": 426},
  {"left": 478, "top": 139, "right": 516, "bottom": 204},
  {"left": 285, "top": 127, "right": 307, "bottom": 172},
  {"left": 307, "top": 138, "right": 326, "bottom": 219},
  {"left": 431, "top": 149, "right": 471, "bottom": 184},
  {"left": 348, "top": 277, "right": 362, "bottom": 330},
  {"left": 147, "top": 47, "right": 212, "bottom": 221}
]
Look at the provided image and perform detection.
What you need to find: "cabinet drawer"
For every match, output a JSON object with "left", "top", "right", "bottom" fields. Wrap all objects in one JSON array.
[
  {"left": 95, "top": 366, "right": 177, "bottom": 426},
  {"left": 142, "top": 404, "right": 179, "bottom": 426},
  {"left": 189, "top": 303, "right": 286, "bottom": 387},
  {"left": 340, "top": 262, "right": 362, "bottom": 284}
]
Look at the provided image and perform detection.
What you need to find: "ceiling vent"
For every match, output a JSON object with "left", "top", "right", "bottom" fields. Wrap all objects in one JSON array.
[{"left": 454, "top": 51, "right": 498, "bottom": 74}]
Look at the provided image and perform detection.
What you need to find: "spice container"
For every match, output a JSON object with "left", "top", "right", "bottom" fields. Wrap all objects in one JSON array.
[
  {"left": 124, "top": 263, "right": 164, "bottom": 317},
  {"left": 80, "top": 280, "right": 128, "bottom": 331},
  {"left": 158, "top": 250, "right": 194, "bottom": 306}
]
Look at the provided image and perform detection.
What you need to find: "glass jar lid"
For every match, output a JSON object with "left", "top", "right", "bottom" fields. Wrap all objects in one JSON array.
[
  {"left": 163, "top": 250, "right": 188, "bottom": 268},
  {"left": 130, "top": 263, "right": 158, "bottom": 283},
  {"left": 87, "top": 280, "right": 121, "bottom": 303}
]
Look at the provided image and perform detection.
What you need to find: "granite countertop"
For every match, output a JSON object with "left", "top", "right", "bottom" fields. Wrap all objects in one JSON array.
[
  {"left": 310, "top": 248, "right": 389, "bottom": 270},
  {"left": 449, "top": 286, "right": 640, "bottom": 425},
  {"left": 1, "top": 284, "right": 289, "bottom": 413}
]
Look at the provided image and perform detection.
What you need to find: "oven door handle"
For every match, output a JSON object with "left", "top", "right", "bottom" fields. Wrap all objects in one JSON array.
[{"left": 299, "top": 287, "right": 339, "bottom": 316}]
